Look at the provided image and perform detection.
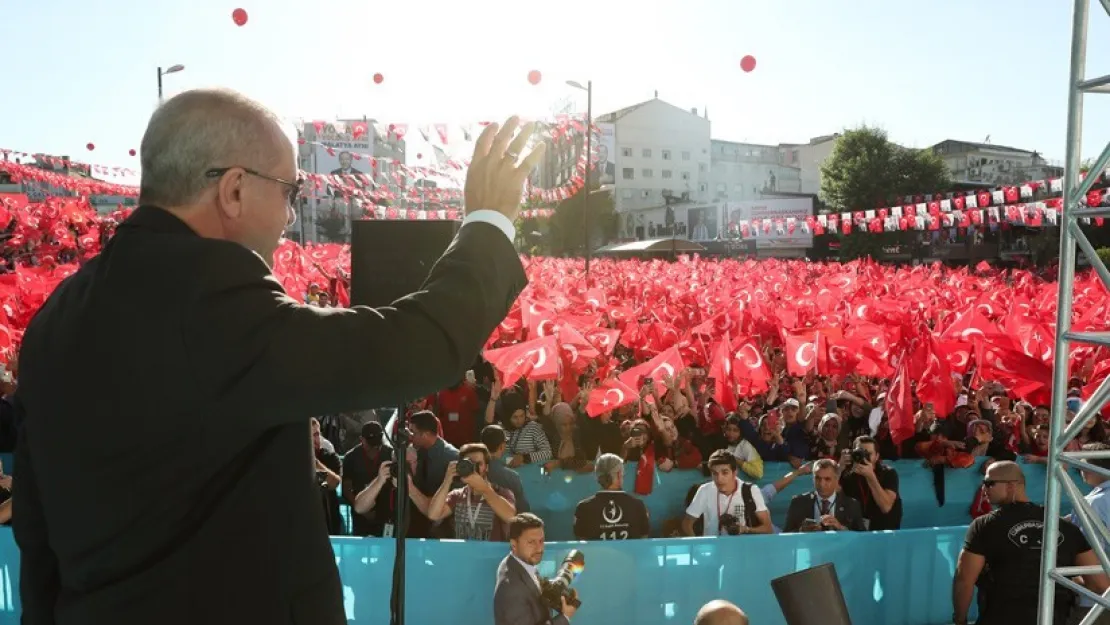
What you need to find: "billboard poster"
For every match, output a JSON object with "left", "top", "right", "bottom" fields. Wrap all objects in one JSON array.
[
  {"left": 686, "top": 205, "right": 720, "bottom": 241},
  {"left": 312, "top": 120, "right": 375, "bottom": 182},
  {"left": 592, "top": 123, "right": 615, "bottom": 186},
  {"left": 726, "top": 198, "right": 814, "bottom": 248}
]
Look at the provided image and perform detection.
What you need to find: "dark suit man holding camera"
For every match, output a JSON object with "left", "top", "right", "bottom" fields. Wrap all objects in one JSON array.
[
  {"left": 783, "top": 459, "right": 866, "bottom": 533},
  {"left": 494, "top": 513, "right": 576, "bottom": 625},
  {"left": 839, "top": 436, "right": 902, "bottom": 530}
]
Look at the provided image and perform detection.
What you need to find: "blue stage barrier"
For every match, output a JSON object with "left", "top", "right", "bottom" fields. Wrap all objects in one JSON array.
[
  {"left": 0, "top": 526, "right": 976, "bottom": 625},
  {"left": 520, "top": 457, "right": 1085, "bottom": 540}
]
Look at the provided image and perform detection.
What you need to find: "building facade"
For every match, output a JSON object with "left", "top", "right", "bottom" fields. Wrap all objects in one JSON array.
[
  {"left": 930, "top": 139, "right": 1063, "bottom": 187},
  {"left": 709, "top": 140, "right": 802, "bottom": 202},
  {"left": 778, "top": 134, "right": 840, "bottom": 196},
  {"left": 597, "top": 98, "right": 712, "bottom": 241}
]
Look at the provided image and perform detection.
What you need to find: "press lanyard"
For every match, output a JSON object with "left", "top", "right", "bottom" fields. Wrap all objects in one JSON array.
[
  {"left": 463, "top": 487, "right": 485, "bottom": 531},
  {"left": 716, "top": 481, "right": 738, "bottom": 533}
]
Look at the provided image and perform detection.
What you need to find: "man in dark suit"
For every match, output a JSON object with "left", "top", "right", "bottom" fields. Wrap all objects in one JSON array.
[
  {"left": 329, "top": 150, "right": 363, "bottom": 176},
  {"left": 13, "top": 88, "right": 545, "bottom": 625},
  {"left": 783, "top": 459, "right": 867, "bottom": 533},
  {"left": 494, "top": 513, "right": 576, "bottom": 625}
]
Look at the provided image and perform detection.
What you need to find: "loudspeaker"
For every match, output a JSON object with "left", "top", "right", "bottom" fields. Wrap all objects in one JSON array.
[
  {"left": 770, "top": 563, "right": 853, "bottom": 625},
  {"left": 350, "top": 219, "right": 460, "bottom": 308}
]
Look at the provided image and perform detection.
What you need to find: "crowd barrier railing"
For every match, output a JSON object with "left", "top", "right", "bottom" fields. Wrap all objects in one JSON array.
[
  {"left": 520, "top": 457, "right": 1083, "bottom": 540},
  {"left": 0, "top": 525, "right": 976, "bottom": 625}
]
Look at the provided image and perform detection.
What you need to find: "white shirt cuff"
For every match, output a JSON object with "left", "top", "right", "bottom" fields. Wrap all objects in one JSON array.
[{"left": 463, "top": 210, "right": 516, "bottom": 242}]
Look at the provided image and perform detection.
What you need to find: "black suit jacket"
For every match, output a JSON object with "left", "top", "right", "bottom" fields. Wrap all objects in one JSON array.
[
  {"left": 13, "top": 206, "right": 526, "bottom": 625},
  {"left": 493, "top": 555, "right": 569, "bottom": 625},
  {"left": 782, "top": 491, "right": 867, "bottom": 533}
]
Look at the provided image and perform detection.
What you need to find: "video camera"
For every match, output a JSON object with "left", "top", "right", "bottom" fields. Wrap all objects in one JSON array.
[{"left": 540, "top": 550, "right": 585, "bottom": 612}]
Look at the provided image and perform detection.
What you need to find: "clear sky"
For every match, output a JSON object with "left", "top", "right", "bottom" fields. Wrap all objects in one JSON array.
[{"left": 2, "top": 0, "right": 1110, "bottom": 174}]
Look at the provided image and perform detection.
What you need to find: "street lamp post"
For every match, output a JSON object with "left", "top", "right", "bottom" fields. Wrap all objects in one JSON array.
[
  {"left": 566, "top": 79, "right": 593, "bottom": 279},
  {"left": 157, "top": 64, "right": 186, "bottom": 101}
]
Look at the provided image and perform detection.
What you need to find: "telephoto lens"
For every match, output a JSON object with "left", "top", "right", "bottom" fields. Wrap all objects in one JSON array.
[{"left": 540, "top": 550, "right": 585, "bottom": 611}]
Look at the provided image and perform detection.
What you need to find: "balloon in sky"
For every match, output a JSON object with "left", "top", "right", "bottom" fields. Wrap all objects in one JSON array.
[
  {"left": 86, "top": 143, "right": 95, "bottom": 151},
  {"left": 527, "top": 70, "right": 542, "bottom": 86},
  {"left": 740, "top": 55, "right": 757, "bottom": 73},
  {"left": 232, "top": 8, "right": 248, "bottom": 26},
  {"left": 372, "top": 73, "right": 384, "bottom": 85},
  {"left": 129, "top": 149, "right": 136, "bottom": 156}
]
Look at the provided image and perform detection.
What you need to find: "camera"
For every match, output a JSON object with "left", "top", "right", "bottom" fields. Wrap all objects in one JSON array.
[
  {"left": 630, "top": 426, "right": 646, "bottom": 439},
  {"left": 456, "top": 458, "right": 476, "bottom": 478},
  {"left": 540, "top": 550, "right": 585, "bottom": 612},
  {"left": 719, "top": 513, "right": 741, "bottom": 535},
  {"left": 850, "top": 447, "right": 870, "bottom": 465}
]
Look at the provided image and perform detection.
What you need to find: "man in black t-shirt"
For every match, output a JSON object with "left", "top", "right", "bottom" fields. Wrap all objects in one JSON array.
[
  {"left": 952, "top": 461, "right": 1108, "bottom": 625},
  {"left": 838, "top": 436, "right": 902, "bottom": 530},
  {"left": 342, "top": 422, "right": 388, "bottom": 536},
  {"left": 573, "top": 453, "right": 650, "bottom": 540}
]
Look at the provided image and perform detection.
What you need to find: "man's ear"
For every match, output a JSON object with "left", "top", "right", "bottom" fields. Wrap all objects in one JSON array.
[{"left": 215, "top": 169, "right": 246, "bottom": 220}]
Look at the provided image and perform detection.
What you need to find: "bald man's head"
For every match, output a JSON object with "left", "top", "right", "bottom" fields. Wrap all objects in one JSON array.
[
  {"left": 138, "top": 88, "right": 298, "bottom": 265},
  {"left": 984, "top": 459, "right": 1027, "bottom": 505},
  {"left": 694, "top": 600, "right": 749, "bottom": 625},
  {"left": 986, "top": 460, "right": 1024, "bottom": 483}
]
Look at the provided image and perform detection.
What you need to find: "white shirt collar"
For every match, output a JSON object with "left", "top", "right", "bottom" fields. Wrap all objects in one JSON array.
[
  {"left": 512, "top": 554, "right": 540, "bottom": 586},
  {"left": 817, "top": 492, "right": 837, "bottom": 506}
]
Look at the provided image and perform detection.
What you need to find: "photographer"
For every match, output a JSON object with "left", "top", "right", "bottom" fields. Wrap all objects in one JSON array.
[
  {"left": 312, "top": 418, "right": 343, "bottom": 535},
  {"left": 839, "top": 435, "right": 902, "bottom": 530},
  {"left": 494, "top": 513, "right": 576, "bottom": 625},
  {"left": 426, "top": 443, "right": 516, "bottom": 541},
  {"left": 351, "top": 448, "right": 426, "bottom": 538},
  {"left": 681, "top": 449, "right": 772, "bottom": 536}
]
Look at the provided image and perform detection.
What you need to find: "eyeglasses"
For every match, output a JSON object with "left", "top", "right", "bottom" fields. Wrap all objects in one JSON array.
[
  {"left": 983, "top": 479, "right": 1018, "bottom": 488},
  {"left": 205, "top": 167, "right": 302, "bottom": 226}
]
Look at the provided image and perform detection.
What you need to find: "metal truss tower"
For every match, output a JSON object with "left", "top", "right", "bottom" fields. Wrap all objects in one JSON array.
[{"left": 1039, "top": 1, "right": 1110, "bottom": 623}]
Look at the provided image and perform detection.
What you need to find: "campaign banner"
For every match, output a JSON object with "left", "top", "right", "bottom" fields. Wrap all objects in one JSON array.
[
  {"left": 726, "top": 198, "right": 814, "bottom": 248},
  {"left": 593, "top": 123, "right": 615, "bottom": 186}
]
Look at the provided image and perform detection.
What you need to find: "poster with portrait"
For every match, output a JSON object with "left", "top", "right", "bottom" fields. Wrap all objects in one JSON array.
[
  {"left": 686, "top": 205, "right": 720, "bottom": 241},
  {"left": 593, "top": 123, "right": 616, "bottom": 186},
  {"left": 311, "top": 120, "right": 375, "bottom": 181}
]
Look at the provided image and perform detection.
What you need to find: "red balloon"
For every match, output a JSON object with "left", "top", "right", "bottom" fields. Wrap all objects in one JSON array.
[
  {"left": 232, "top": 8, "right": 248, "bottom": 26},
  {"left": 740, "top": 55, "right": 757, "bottom": 73},
  {"left": 128, "top": 149, "right": 136, "bottom": 156},
  {"left": 86, "top": 143, "right": 95, "bottom": 151},
  {"left": 372, "top": 73, "right": 384, "bottom": 85},
  {"left": 416, "top": 153, "right": 423, "bottom": 160},
  {"left": 527, "top": 70, "right": 542, "bottom": 85}
]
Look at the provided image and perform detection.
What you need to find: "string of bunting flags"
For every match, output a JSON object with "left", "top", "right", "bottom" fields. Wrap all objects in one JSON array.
[
  {"left": 727, "top": 167, "right": 1110, "bottom": 239},
  {"left": 0, "top": 115, "right": 600, "bottom": 218}
]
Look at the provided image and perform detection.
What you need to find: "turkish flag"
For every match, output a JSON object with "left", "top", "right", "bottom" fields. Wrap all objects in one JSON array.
[
  {"left": 709, "top": 333, "right": 737, "bottom": 412},
  {"left": 886, "top": 353, "right": 915, "bottom": 446},
  {"left": 936, "top": 340, "right": 974, "bottom": 375},
  {"left": 484, "top": 335, "right": 560, "bottom": 385},
  {"left": 619, "top": 346, "right": 686, "bottom": 395},
  {"left": 784, "top": 334, "right": 819, "bottom": 376},
  {"left": 556, "top": 324, "right": 600, "bottom": 373},
  {"left": 976, "top": 341, "right": 1052, "bottom": 402},
  {"left": 585, "top": 378, "right": 639, "bottom": 418},
  {"left": 916, "top": 335, "right": 957, "bottom": 418}
]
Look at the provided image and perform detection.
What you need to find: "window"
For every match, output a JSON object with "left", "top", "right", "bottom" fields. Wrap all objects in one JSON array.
[
  {"left": 621, "top": 189, "right": 633, "bottom": 199},
  {"left": 662, "top": 150, "right": 672, "bottom": 160},
  {"left": 640, "top": 190, "right": 650, "bottom": 199},
  {"left": 622, "top": 168, "right": 634, "bottom": 180},
  {"left": 681, "top": 172, "right": 690, "bottom": 181},
  {"left": 699, "top": 163, "right": 707, "bottom": 173},
  {"left": 681, "top": 151, "right": 691, "bottom": 161},
  {"left": 622, "top": 147, "right": 632, "bottom": 157},
  {"left": 717, "top": 183, "right": 726, "bottom": 192},
  {"left": 642, "top": 148, "right": 652, "bottom": 158},
  {"left": 662, "top": 169, "right": 673, "bottom": 179},
  {"left": 642, "top": 168, "right": 653, "bottom": 178},
  {"left": 699, "top": 183, "right": 708, "bottom": 192}
]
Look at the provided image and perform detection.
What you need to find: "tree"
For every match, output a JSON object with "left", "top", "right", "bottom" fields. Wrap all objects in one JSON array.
[
  {"left": 546, "top": 185, "right": 618, "bottom": 255},
  {"left": 820, "top": 126, "right": 952, "bottom": 261},
  {"left": 820, "top": 126, "right": 952, "bottom": 212}
]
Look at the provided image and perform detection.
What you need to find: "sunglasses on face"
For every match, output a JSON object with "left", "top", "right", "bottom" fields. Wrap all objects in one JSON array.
[{"left": 982, "top": 479, "right": 1016, "bottom": 488}]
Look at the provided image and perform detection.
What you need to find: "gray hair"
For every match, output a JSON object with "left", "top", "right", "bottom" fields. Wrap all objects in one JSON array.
[
  {"left": 594, "top": 453, "right": 624, "bottom": 489},
  {"left": 139, "top": 88, "right": 287, "bottom": 207},
  {"left": 812, "top": 458, "right": 838, "bottom": 474}
]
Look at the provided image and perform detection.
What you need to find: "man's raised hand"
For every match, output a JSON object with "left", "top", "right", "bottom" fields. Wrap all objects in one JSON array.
[{"left": 465, "top": 117, "right": 546, "bottom": 221}]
